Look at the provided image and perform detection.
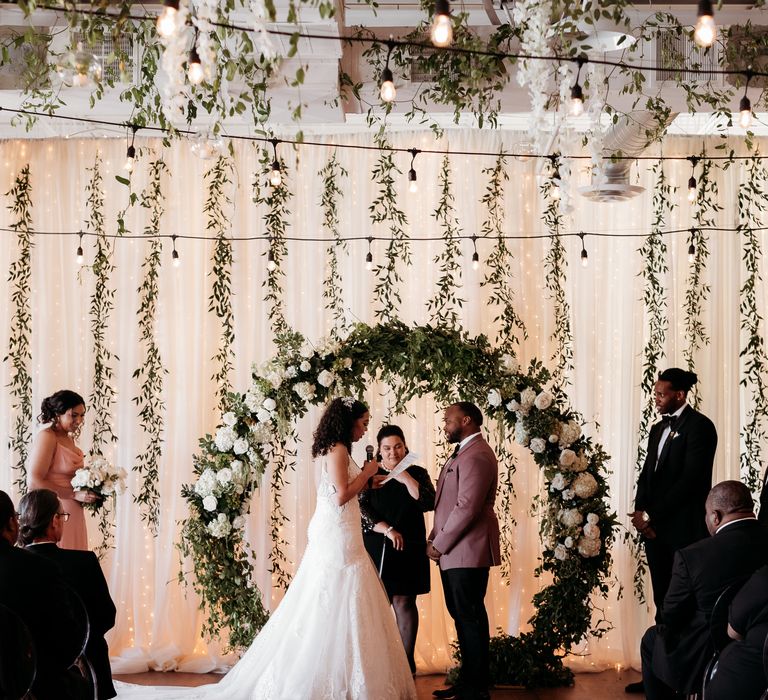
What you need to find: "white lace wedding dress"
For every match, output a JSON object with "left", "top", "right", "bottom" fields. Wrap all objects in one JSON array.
[{"left": 115, "top": 454, "right": 417, "bottom": 700}]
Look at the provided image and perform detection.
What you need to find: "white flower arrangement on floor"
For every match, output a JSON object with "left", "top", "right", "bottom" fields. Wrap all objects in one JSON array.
[{"left": 71, "top": 454, "right": 127, "bottom": 511}]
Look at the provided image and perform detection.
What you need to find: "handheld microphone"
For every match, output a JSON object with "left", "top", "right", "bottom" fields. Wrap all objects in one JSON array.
[{"left": 365, "top": 445, "right": 374, "bottom": 463}]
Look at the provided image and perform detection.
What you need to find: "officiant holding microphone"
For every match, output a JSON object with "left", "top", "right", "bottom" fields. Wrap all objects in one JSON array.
[{"left": 359, "top": 424, "right": 435, "bottom": 673}]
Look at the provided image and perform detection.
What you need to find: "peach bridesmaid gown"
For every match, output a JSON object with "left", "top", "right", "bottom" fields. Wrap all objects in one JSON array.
[{"left": 46, "top": 441, "right": 88, "bottom": 550}]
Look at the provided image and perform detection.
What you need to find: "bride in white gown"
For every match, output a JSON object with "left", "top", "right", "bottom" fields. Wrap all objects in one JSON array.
[{"left": 115, "top": 397, "right": 418, "bottom": 700}]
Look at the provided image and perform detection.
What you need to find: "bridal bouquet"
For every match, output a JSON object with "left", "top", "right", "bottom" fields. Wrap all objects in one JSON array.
[{"left": 71, "top": 454, "right": 127, "bottom": 511}]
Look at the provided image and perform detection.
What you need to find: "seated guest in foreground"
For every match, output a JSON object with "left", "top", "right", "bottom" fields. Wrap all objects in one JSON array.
[
  {"left": 0, "top": 490, "right": 86, "bottom": 700},
  {"left": 641, "top": 480, "right": 768, "bottom": 700},
  {"left": 705, "top": 564, "right": 768, "bottom": 700},
  {"left": 18, "top": 488, "right": 117, "bottom": 700}
]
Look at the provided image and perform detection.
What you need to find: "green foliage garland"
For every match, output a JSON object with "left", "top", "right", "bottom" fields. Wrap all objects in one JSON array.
[
  {"left": 540, "top": 160, "right": 573, "bottom": 388},
  {"left": 133, "top": 157, "right": 168, "bottom": 533},
  {"left": 737, "top": 154, "right": 768, "bottom": 493},
  {"left": 180, "top": 321, "right": 617, "bottom": 687},
  {"left": 253, "top": 147, "right": 292, "bottom": 342},
  {"left": 5, "top": 164, "right": 34, "bottom": 494},
  {"left": 480, "top": 154, "right": 527, "bottom": 347},
  {"left": 86, "top": 153, "right": 119, "bottom": 556},
  {"left": 427, "top": 155, "right": 465, "bottom": 327},
  {"left": 205, "top": 156, "right": 235, "bottom": 412},
  {"left": 631, "top": 159, "right": 671, "bottom": 600},
  {"left": 319, "top": 152, "right": 349, "bottom": 339},
  {"left": 370, "top": 140, "right": 410, "bottom": 323},
  {"left": 683, "top": 156, "right": 718, "bottom": 409}
]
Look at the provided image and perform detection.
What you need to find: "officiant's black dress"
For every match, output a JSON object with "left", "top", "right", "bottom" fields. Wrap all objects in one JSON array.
[{"left": 359, "top": 465, "right": 435, "bottom": 596}]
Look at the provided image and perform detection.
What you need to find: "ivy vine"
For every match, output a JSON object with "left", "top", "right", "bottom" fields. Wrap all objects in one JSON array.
[
  {"left": 5, "top": 164, "right": 34, "bottom": 494},
  {"left": 86, "top": 152, "right": 119, "bottom": 557},
  {"left": 631, "top": 158, "right": 671, "bottom": 601},
  {"left": 480, "top": 154, "right": 526, "bottom": 347},
  {"left": 370, "top": 139, "right": 410, "bottom": 323},
  {"left": 427, "top": 155, "right": 465, "bottom": 327},
  {"left": 319, "top": 152, "right": 348, "bottom": 339},
  {"left": 205, "top": 155, "right": 235, "bottom": 413},
  {"left": 737, "top": 154, "right": 768, "bottom": 493},
  {"left": 133, "top": 157, "right": 168, "bottom": 533}
]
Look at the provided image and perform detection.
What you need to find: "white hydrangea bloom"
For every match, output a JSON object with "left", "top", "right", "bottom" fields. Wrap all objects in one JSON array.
[
  {"left": 583, "top": 522, "right": 600, "bottom": 539},
  {"left": 514, "top": 421, "right": 529, "bottom": 446},
  {"left": 572, "top": 472, "right": 598, "bottom": 498},
  {"left": 501, "top": 353, "right": 520, "bottom": 374},
  {"left": 587, "top": 513, "right": 600, "bottom": 525},
  {"left": 559, "top": 508, "right": 583, "bottom": 527},
  {"left": 506, "top": 399, "right": 521, "bottom": 412},
  {"left": 214, "top": 426, "right": 236, "bottom": 452},
  {"left": 520, "top": 387, "right": 537, "bottom": 410},
  {"left": 217, "top": 467, "right": 233, "bottom": 485},
  {"left": 550, "top": 472, "right": 568, "bottom": 491},
  {"left": 256, "top": 409, "right": 272, "bottom": 424},
  {"left": 559, "top": 449, "right": 577, "bottom": 467},
  {"left": 562, "top": 489, "right": 575, "bottom": 500},
  {"left": 577, "top": 536, "right": 601, "bottom": 557}
]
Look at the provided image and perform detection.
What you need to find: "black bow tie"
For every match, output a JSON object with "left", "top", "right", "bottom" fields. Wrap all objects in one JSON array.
[{"left": 661, "top": 415, "right": 677, "bottom": 429}]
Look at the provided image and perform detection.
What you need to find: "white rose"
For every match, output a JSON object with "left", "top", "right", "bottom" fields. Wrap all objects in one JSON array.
[
  {"left": 300, "top": 360, "right": 311, "bottom": 372},
  {"left": 564, "top": 536, "right": 574, "bottom": 548},
  {"left": 550, "top": 472, "right": 567, "bottom": 491},
  {"left": 262, "top": 398, "right": 277, "bottom": 412},
  {"left": 214, "top": 426, "right": 235, "bottom": 452},
  {"left": 572, "top": 472, "right": 598, "bottom": 499},
  {"left": 233, "top": 438, "right": 249, "bottom": 455},
  {"left": 217, "top": 468, "right": 233, "bottom": 485},
  {"left": 285, "top": 366, "right": 298, "bottom": 378},
  {"left": 554, "top": 544, "right": 568, "bottom": 561},
  {"left": 549, "top": 434, "right": 559, "bottom": 443},
  {"left": 317, "top": 369, "right": 336, "bottom": 387},
  {"left": 232, "top": 515, "right": 246, "bottom": 530},
  {"left": 506, "top": 400, "right": 521, "bottom": 412},
  {"left": 300, "top": 344, "right": 314, "bottom": 359},
  {"left": 534, "top": 391, "right": 553, "bottom": 411},
  {"left": 222, "top": 411, "right": 237, "bottom": 426},
  {"left": 583, "top": 522, "right": 601, "bottom": 539},
  {"left": 487, "top": 389, "right": 502, "bottom": 407},
  {"left": 559, "top": 449, "right": 577, "bottom": 467},
  {"left": 530, "top": 437, "right": 546, "bottom": 454},
  {"left": 202, "top": 495, "right": 218, "bottom": 511},
  {"left": 587, "top": 513, "right": 600, "bottom": 525},
  {"left": 256, "top": 409, "right": 272, "bottom": 424},
  {"left": 559, "top": 508, "right": 583, "bottom": 527}
]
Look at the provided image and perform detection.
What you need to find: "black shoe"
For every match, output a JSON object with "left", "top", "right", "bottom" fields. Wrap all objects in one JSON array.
[
  {"left": 625, "top": 680, "right": 644, "bottom": 694},
  {"left": 433, "top": 687, "right": 460, "bottom": 699}
]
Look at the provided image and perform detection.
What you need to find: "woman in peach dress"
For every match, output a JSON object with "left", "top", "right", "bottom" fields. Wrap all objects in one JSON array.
[{"left": 27, "top": 390, "right": 99, "bottom": 550}]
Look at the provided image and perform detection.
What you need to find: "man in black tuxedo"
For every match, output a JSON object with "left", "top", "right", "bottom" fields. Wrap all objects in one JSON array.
[
  {"left": 19, "top": 488, "right": 117, "bottom": 699},
  {"left": 631, "top": 367, "right": 718, "bottom": 617},
  {"left": 640, "top": 481, "right": 768, "bottom": 699},
  {"left": 0, "top": 490, "right": 86, "bottom": 700}
]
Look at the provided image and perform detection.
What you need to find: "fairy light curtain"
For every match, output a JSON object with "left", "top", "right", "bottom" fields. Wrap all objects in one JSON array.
[{"left": 0, "top": 132, "right": 763, "bottom": 674}]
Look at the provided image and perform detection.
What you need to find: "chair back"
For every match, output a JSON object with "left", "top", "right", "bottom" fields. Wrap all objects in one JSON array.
[
  {"left": 0, "top": 603, "right": 36, "bottom": 700},
  {"left": 60, "top": 582, "right": 90, "bottom": 667},
  {"left": 709, "top": 578, "right": 748, "bottom": 653}
]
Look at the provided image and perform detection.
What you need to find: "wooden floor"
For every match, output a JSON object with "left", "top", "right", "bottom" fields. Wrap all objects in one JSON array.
[{"left": 115, "top": 669, "right": 643, "bottom": 698}]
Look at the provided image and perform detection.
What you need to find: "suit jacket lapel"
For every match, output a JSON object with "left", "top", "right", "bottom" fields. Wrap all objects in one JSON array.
[{"left": 656, "top": 405, "right": 692, "bottom": 473}]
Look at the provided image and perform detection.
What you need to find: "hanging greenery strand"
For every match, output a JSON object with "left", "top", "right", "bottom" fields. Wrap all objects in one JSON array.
[
  {"left": 86, "top": 152, "right": 119, "bottom": 557},
  {"left": 205, "top": 155, "right": 235, "bottom": 413},
  {"left": 254, "top": 147, "right": 292, "bottom": 345},
  {"left": 480, "top": 154, "right": 527, "bottom": 346},
  {"left": 319, "top": 152, "right": 349, "bottom": 339},
  {"left": 268, "top": 435, "right": 294, "bottom": 591},
  {"left": 631, "top": 158, "right": 671, "bottom": 601},
  {"left": 133, "top": 157, "right": 169, "bottom": 533},
  {"left": 370, "top": 139, "right": 410, "bottom": 323},
  {"left": 427, "top": 155, "right": 465, "bottom": 327},
  {"left": 683, "top": 156, "right": 718, "bottom": 409},
  {"left": 738, "top": 153, "right": 768, "bottom": 494},
  {"left": 5, "top": 164, "right": 34, "bottom": 495},
  {"left": 541, "top": 160, "right": 573, "bottom": 388}
]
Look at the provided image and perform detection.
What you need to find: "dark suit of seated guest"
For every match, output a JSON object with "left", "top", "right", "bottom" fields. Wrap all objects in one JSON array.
[
  {"left": 705, "top": 564, "right": 768, "bottom": 700},
  {"left": 0, "top": 489, "right": 87, "bottom": 700},
  {"left": 641, "top": 480, "right": 768, "bottom": 700},
  {"left": 19, "top": 488, "right": 117, "bottom": 700}
]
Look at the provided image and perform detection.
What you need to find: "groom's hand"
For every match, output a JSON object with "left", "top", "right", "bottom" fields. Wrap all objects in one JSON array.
[{"left": 426, "top": 541, "right": 442, "bottom": 561}]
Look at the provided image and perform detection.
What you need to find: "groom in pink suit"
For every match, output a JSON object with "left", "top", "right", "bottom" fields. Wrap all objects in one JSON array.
[{"left": 428, "top": 402, "right": 500, "bottom": 700}]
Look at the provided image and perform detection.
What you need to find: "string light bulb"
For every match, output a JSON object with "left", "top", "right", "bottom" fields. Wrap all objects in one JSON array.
[
  {"left": 579, "top": 232, "right": 588, "bottom": 268},
  {"left": 471, "top": 235, "right": 480, "bottom": 270},
  {"left": 431, "top": 0, "right": 453, "bottom": 48},
  {"left": 124, "top": 125, "right": 138, "bottom": 172},
  {"left": 188, "top": 46, "right": 204, "bottom": 85},
  {"left": 76, "top": 232, "right": 84, "bottom": 265},
  {"left": 688, "top": 242, "right": 696, "bottom": 264},
  {"left": 171, "top": 235, "right": 180, "bottom": 268},
  {"left": 267, "top": 248, "right": 277, "bottom": 272},
  {"left": 380, "top": 42, "right": 396, "bottom": 103},
  {"left": 157, "top": 0, "right": 180, "bottom": 38},
  {"left": 550, "top": 157, "right": 562, "bottom": 200},
  {"left": 366, "top": 237, "right": 374, "bottom": 271},
  {"left": 686, "top": 156, "right": 699, "bottom": 203},
  {"left": 268, "top": 138, "right": 282, "bottom": 187},
  {"left": 569, "top": 58, "right": 586, "bottom": 117},
  {"left": 739, "top": 95, "right": 753, "bottom": 129},
  {"left": 694, "top": 0, "right": 716, "bottom": 48},
  {"left": 408, "top": 148, "right": 420, "bottom": 193}
]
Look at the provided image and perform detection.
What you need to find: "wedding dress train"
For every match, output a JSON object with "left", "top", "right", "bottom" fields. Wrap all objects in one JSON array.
[{"left": 115, "top": 455, "right": 417, "bottom": 700}]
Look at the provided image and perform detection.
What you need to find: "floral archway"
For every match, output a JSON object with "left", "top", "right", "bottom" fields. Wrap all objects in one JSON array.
[{"left": 177, "top": 321, "right": 617, "bottom": 687}]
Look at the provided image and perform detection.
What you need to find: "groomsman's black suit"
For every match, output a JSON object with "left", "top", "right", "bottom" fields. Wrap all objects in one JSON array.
[
  {"left": 27, "top": 542, "right": 117, "bottom": 699},
  {"left": 0, "top": 538, "right": 85, "bottom": 699},
  {"left": 634, "top": 404, "right": 717, "bottom": 615},
  {"left": 641, "top": 518, "right": 768, "bottom": 696}
]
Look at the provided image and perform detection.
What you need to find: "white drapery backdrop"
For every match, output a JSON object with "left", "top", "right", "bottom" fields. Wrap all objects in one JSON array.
[{"left": 0, "top": 131, "right": 763, "bottom": 675}]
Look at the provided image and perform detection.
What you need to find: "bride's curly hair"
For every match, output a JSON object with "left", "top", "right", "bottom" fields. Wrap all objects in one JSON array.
[{"left": 311, "top": 398, "right": 368, "bottom": 458}]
